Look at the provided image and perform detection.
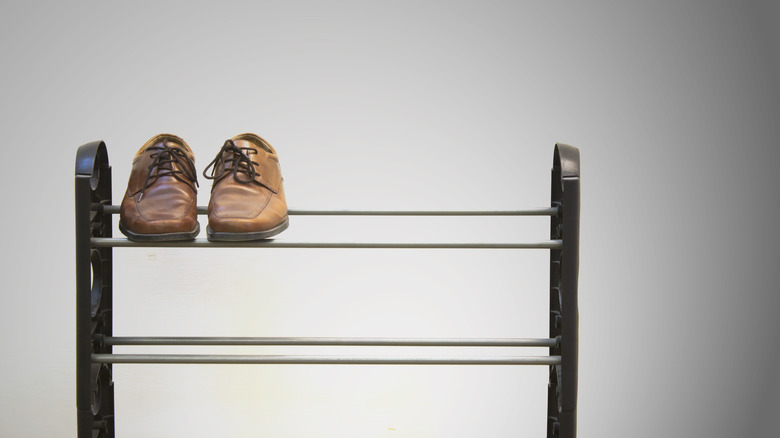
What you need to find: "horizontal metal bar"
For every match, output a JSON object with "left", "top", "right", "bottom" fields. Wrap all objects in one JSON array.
[
  {"left": 90, "top": 238, "right": 562, "bottom": 249},
  {"left": 100, "top": 205, "right": 558, "bottom": 216},
  {"left": 93, "top": 354, "right": 561, "bottom": 365},
  {"left": 289, "top": 209, "right": 559, "bottom": 216},
  {"left": 104, "top": 336, "right": 557, "bottom": 347}
]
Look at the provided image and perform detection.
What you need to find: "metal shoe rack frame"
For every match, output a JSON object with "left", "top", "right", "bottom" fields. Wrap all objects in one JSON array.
[{"left": 75, "top": 141, "right": 580, "bottom": 438}]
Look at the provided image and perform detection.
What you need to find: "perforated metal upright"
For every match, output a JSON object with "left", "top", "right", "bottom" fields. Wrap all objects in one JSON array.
[{"left": 75, "top": 142, "right": 580, "bottom": 437}]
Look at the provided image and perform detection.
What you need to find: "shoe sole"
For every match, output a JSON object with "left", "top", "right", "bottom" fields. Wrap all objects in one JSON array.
[
  {"left": 206, "top": 217, "right": 289, "bottom": 241},
  {"left": 119, "top": 221, "right": 200, "bottom": 241}
]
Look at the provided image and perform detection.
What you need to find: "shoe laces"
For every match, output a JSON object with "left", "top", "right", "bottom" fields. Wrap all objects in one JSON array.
[
  {"left": 202, "top": 139, "right": 259, "bottom": 184},
  {"left": 133, "top": 143, "right": 199, "bottom": 200}
]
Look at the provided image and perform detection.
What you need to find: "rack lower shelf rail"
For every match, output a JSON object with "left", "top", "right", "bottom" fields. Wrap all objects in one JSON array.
[{"left": 75, "top": 141, "right": 580, "bottom": 438}]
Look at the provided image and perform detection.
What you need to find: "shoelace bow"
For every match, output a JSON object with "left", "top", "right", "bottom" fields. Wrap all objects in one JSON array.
[
  {"left": 134, "top": 144, "right": 199, "bottom": 200},
  {"left": 202, "top": 139, "right": 260, "bottom": 184}
]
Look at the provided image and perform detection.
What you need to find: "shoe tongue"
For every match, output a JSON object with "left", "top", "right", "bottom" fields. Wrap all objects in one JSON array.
[
  {"left": 151, "top": 139, "right": 189, "bottom": 175},
  {"left": 232, "top": 138, "right": 267, "bottom": 156},
  {"left": 226, "top": 138, "right": 281, "bottom": 192},
  {"left": 159, "top": 137, "right": 190, "bottom": 153}
]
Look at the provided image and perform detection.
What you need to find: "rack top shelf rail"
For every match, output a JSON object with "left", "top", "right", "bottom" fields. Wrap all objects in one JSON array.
[{"left": 75, "top": 141, "right": 580, "bottom": 438}]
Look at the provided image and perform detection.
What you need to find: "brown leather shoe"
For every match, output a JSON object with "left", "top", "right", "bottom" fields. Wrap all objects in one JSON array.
[
  {"left": 119, "top": 134, "right": 199, "bottom": 241},
  {"left": 203, "top": 133, "right": 288, "bottom": 241}
]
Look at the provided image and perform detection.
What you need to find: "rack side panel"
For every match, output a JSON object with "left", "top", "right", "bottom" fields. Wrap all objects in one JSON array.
[
  {"left": 548, "top": 143, "right": 580, "bottom": 438},
  {"left": 75, "top": 141, "right": 115, "bottom": 438}
]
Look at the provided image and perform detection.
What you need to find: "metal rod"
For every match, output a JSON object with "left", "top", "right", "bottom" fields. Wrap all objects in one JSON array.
[
  {"left": 93, "top": 354, "right": 561, "bottom": 365},
  {"left": 100, "top": 205, "right": 558, "bottom": 216},
  {"left": 90, "top": 238, "right": 562, "bottom": 249},
  {"left": 104, "top": 336, "right": 557, "bottom": 347}
]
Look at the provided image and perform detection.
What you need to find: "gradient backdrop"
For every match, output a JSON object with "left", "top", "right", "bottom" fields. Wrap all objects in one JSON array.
[{"left": 1, "top": 1, "right": 779, "bottom": 437}]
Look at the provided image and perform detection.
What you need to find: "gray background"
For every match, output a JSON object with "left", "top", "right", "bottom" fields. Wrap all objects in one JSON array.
[{"left": 1, "top": 1, "right": 779, "bottom": 437}]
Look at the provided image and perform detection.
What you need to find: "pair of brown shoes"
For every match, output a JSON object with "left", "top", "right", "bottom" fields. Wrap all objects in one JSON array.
[{"left": 119, "top": 133, "right": 288, "bottom": 241}]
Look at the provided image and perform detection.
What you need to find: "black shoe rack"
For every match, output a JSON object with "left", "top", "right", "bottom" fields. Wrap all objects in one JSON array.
[{"left": 75, "top": 142, "right": 580, "bottom": 437}]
